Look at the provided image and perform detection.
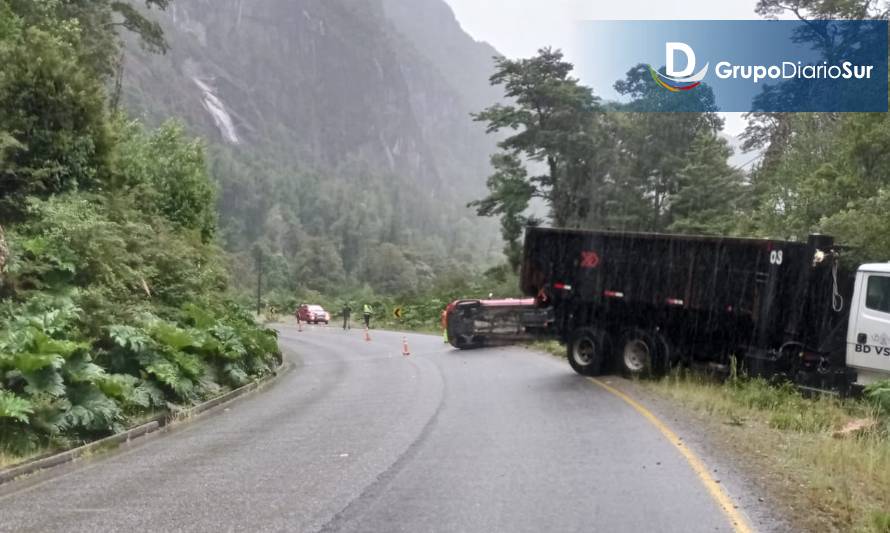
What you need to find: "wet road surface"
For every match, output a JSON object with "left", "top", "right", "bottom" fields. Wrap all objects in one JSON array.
[{"left": 0, "top": 326, "right": 767, "bottom": 532}]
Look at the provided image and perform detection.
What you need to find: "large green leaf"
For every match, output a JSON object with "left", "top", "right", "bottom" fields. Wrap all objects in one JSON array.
[
  {"left": 22, "top": 367, "right": 66, "bottom": 397},
  {"left": 150, "top": 322, "right": 200, "bottom": 351},
  {"left": 95, "top": 373, "right": 138, "bottom": 401},
  {"left": 107, "top": 325, "right": 152, "bottom": 354},
  {"left": 0, "top": 391, "right": 34, "bottom": 423},
  {"left": 32, "top": 334, "right": 86, "bottom": 359},
  {"left": 183, "top": 303, "right": 216, "bottom": 329},
  {"left": 131, "top": 380, "right": 165, "bottom": 408},
  {"left": 63, "top": 352, "right": 106, "bottom": 383},
  {"left": 63, "top": 386, "right": 123, "bottom": 433},
  {"left": 209, "top": 324, "right": 246, "bottom": 360},
  {"left": 169, "top": 350, "right": 204, "bottom": 380},
  {"left": 13, "top": 352, "right": 64, "bottom": 373}
]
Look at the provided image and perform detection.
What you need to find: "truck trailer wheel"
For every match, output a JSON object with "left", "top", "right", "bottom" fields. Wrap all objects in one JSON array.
[
  {"left": 568, "top": 328, "right": 607, "bottom": 376},
  {"left": 618, "top": 329, "right": 664, "bottom": 378}
]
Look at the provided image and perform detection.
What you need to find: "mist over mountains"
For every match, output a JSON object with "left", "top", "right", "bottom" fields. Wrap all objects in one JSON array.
[{"left": 121, "top": 0, "right": 505, "bottom": 294}]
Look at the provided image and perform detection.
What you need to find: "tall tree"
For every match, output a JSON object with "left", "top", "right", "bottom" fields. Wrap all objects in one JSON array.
[
  {"left": 0, "top": 19, "right": 110, "bottom": 220},
  {"left": 611, "top": 65, "right": 723, "bottom": 231},
  {"left": 743, "top": 0, "right": 887, "bottom": 181},
  {"left": 473, "top": 48, "right": 610, "bottom": 227},
  {"left": 0, "top": 0, "right": 173, "bottom": 221},
  {"left": 7, "top": 0, "right": 171, "bottom": 78},
  {"left": 669, "top": 133, "right": 745, "bottom": 235}
]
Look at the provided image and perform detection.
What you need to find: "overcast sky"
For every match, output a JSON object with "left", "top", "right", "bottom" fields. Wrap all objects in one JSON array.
[{"left": 443, "top": 0, "right": 766, "bottom": 136}]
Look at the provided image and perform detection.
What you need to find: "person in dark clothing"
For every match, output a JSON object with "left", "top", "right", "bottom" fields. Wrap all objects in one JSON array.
[{"left": 341, "top": 304, "right": 352, "bottom": 330}]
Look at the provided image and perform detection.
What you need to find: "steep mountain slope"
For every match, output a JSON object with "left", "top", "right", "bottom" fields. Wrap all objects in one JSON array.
[
  {"left": 381, "top": 0, "right": 502, "bottom": 113},
  {"left": 120, "top": 0, "right": 504, "bottom": 293}
]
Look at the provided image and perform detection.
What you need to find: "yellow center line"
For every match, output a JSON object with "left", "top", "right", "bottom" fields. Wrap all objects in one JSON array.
[{"left": 587, "top": 377, "right": 755, "bottom": 533}]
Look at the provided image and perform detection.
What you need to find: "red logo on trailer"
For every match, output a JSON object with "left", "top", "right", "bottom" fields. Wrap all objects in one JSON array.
[{"left": 581, "top": 251, "right": 600, "bottom": 269}]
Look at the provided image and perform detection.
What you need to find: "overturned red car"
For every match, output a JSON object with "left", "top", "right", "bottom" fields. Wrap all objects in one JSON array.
[{"left": 444, "top": 298, "right": 554, "bottom": 349}]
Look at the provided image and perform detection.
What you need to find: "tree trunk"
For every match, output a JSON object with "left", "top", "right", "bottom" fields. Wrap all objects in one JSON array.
[{"left": 0, "top": 224, "right": 7, "bottom": 283}]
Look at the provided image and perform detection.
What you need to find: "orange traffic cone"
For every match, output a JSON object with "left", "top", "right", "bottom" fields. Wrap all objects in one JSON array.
[
  {"left": 402, "top": 336, "right": 411, "bottom": 357},
  {"left": 364, "top": 327, "right": 372, "bottom": 342}
]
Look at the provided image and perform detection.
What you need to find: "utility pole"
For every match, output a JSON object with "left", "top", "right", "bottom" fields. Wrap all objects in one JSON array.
[{"left": 255, "top": 247, "right": 264, "bottom": 316}]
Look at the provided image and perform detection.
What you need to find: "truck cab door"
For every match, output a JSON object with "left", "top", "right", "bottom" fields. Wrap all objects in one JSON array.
[{"left": 847, "top": 271, "right": 890, "bottom": 385}]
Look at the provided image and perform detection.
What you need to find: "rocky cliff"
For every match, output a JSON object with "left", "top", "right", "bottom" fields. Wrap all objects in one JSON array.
[{"left": 122, "top": 0, "right": 501, "bottom": 203}]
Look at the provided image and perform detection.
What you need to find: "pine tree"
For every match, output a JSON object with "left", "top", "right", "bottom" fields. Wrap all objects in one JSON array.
[{"left": 669, "top": 133, "right": 745, "bottom": 235}]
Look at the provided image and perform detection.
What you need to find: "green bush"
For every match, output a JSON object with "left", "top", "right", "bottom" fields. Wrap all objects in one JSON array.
[
  {"left": 0, "top": 294, "right": 279, "bottom": 456},
  {"left": 0, "top": 0, "right": 280, "bottom": 461},
  {"left": 865, "top": 380, "right": 890, "bottom": 415},
  {"left": 0, "top": 133, "right": 276, "bottom": 458}
]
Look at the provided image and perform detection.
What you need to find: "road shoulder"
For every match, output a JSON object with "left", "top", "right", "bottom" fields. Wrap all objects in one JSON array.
[
  {"left": 0, "top": 357, "right": 292, "bottom": 491},
  {"left": 603, "top": 377, "right": 794, "bottom": 533}
]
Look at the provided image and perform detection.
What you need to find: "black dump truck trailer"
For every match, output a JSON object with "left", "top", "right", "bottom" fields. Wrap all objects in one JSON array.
[{"left": 519, "top": 227, "right": 875, "bottom": 392}]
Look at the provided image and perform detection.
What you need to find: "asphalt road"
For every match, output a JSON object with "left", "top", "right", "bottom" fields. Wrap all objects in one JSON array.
[{"left": 0, "top": 326, "right": 767, "bottom": 532}]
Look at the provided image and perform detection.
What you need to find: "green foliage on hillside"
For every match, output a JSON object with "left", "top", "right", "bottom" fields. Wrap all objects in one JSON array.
[
  {"left": 113, "top": 0, "right": 506, "bottom": 300},
  {"left": 741, "top": 112, "right": 890, "bottom": 265},
  {"left": 472, "top": 48, "right": 746, "bottom": 272},
  {"left": 0, "top": 0, "right": 279, "bottom": 458},
  {"left": 212, "top": 142, "right": 502, "bottom": 303},
  {"left": 475, "top": 32, "right": 890, "bottom": 266}
]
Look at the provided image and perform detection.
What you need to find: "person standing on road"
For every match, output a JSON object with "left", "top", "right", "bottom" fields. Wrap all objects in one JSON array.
[
  {"left": 341, "top": 303, "right": 352, "bottom": 330},
  {"left": 362, "top": 303, "right": 373, "bottom": 329}
]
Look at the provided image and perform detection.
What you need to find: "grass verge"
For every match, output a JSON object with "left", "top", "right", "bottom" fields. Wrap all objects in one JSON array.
[{"left": 646, "top": 372, "right": 890, "bottom": 532}]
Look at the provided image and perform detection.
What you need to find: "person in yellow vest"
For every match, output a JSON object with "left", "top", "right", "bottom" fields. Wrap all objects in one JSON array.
[{"left": 362, "top": 303, "right": 373, "bottom": 329}]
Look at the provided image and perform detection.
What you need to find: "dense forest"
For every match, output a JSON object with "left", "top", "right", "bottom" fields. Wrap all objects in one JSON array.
[
  {"left": 473, "top": 0, "right": 890, "bottom": 273},
  {"left": 2, "top": 0, "right": 889, "bottom": 457},
  {"left": 117, "top": 0, "right": 506, "bottom": 305},
  {"left": 0, "top": 0, "right": 279, "bottom": 457}
]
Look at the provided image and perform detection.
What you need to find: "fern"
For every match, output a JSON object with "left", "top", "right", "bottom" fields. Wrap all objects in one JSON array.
[
  {"left": 0, "top": 421, "right": 40, "bottom": 455},
  {"left": 131, "top": 379, "right": 165, "bottom": 408},
  {"left": 0, "top": 390, "right": 33, "bottom": 423},
  {"left": 183, "top": 302, "right": 215, "bottom": 329},
  {"left": 63, "top": 352, "right": 106, "bottom": 384},
  {"left": 145, "top": 358, "right": 195, "bottom": 400},
  {"left": 63, "top": 385, "right": 124, "bottom": 434},
  {"left": 13, "top": 352, "right": 64, "bottom": 373},
  {"left": 1, "top": 273, "right": 281, "bottom": 453},
  {"left": 21, "top": 368, "right": 66, "bottom": 397},
  {"left": 222, "top": 363, "right": 249, "bottom": 387},
  {"left": 95, "top": 373, "right": 138, "bottom": 403},
  {"left": 144, "top": 357, "right": 180, "bottom": 388},
  {"left": 27, "top": 394, "right": 69, "bottom": 435},
  {"left": 208, "top": 324, "right": 246, "bottom": 360},
  {"left": 107, "top": 325, "right": 152, "bottom": 354},
  {"left": 168, "top": 350, "right": 204, "bottom": 380},
  {"left": 150, "top": 322, "right": 201, "bottom": 351}
]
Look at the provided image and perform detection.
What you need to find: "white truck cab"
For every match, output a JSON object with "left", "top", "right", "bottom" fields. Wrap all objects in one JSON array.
[{"left": 847, "top": 263, "right": 890, "bottom": 386}]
